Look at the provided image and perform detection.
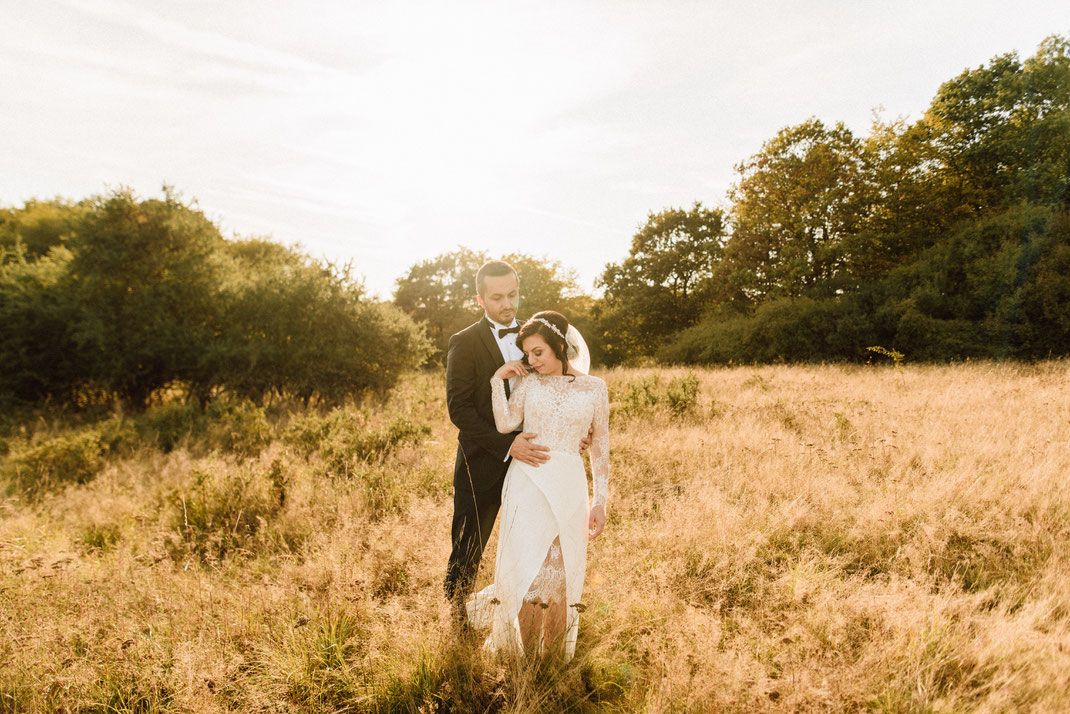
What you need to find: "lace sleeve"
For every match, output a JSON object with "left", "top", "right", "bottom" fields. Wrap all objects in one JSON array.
[
  {"left": 490, "top": 375, "right": 528, "bottom": 433},
  {"left": 590, "top": 379, "right": 610, "bottom": 511}
]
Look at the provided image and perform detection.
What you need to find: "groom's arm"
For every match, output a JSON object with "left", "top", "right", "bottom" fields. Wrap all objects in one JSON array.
[{"left": 446, "top": 331, "right": 516, "bottom": 461}]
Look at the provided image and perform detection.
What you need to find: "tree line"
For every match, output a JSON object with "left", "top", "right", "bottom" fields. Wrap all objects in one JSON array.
[
  {"left": 0, "top": 189, "right": 427, "bottom": 410},
  {"left": 2, "top": 36, "right": 1067, "bottom": 411},
  {"left": 397, "top": 35, "right": 1070, "bottom": 366}
]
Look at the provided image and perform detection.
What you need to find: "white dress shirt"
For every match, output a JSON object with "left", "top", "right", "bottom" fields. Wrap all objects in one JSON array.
[{"left": 486, "top": 314, "right": 524, "bottom": 391}]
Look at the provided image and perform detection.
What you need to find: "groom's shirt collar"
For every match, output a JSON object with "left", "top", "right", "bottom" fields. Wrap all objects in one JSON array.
[
  {"left": 485, "top": 313, "right": 523, "bottom": 370},
  {"left": 485, "top": 314, "right": 518, "bottom": 332}
]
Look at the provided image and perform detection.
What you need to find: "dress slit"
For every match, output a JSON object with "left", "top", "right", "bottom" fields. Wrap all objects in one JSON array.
[{"left": 524, "top": 535, "right": 565, "bottom": 604}]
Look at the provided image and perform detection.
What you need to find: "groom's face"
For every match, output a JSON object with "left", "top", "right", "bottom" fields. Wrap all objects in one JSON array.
[{"left": 477, "top": 272, "right": 520, "bottom": 326}]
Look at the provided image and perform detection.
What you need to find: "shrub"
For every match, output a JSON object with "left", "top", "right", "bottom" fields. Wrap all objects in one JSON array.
[
  {"left": 0, "top": 246, "right": 86, "bottom": 404},
  {"left": 0, "top": 412, "right": 137, "bottom": 496},
  {"left": 658, "top": 311, "right": 749, "bottom": 364},
  {"left": 613, "top": 373, "right": 700, "bottom": 419},
  {"left": 1, "top": 191, "right": 431, "bottom": 410},
  {"left": 204, "top": 399, "right": 273, "bottom": 457},
  {"left": 614, "top": 375, "right": 660, "bottom": 416},
  {"left": 79, "top": 521, "right": 122, "bottom": 553},
  {"left": 168, "top": 460, "right": 296, "bottom": 562},
  {"left": 743, "top": 297, "right": 842, "bottom": 362},
  {"left": 206, "top": 240, "right": 432, "bottom": 405},
  {"left": 4, "top": 429, "right": 106, "bottom": 496},
  {"left": 285, "top": 411, "right": 430, "bottom": 477},
  {"left": 68, "top": 188, "right": 224, "bottom": 408},
  {"left": 665, "top": 373, "right": 699, "bottom": 417},
  {"left": 134, "top": 401, "right": 202, "bottom": 452}
]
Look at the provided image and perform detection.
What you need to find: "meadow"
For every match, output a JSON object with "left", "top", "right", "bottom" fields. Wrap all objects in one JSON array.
[{"left": 1, "top": 363, "right": 1068, "bottom": 713}]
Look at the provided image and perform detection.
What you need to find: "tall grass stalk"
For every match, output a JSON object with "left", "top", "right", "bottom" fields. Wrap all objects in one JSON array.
[{"left": 1, "top": 365, "right": 1068, "bottom": 711}]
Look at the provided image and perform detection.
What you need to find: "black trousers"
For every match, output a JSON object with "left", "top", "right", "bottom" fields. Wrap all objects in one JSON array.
[{"left": 443, "top": 444, "right": 508, "bottom": 607}]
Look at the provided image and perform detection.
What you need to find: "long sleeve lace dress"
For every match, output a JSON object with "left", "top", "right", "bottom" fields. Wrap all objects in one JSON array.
[{"left": 465, "top": 372, "right": 610, "bottom": 661}]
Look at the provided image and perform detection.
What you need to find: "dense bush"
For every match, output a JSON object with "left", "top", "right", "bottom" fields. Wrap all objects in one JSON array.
[
  {"left": 662, "top": 207, "right": 1070, "bottom": 365},
  {"left": 0, "top": 189, "right": 430, "bottom": 410},
  {"left": 0, "top": 417, "right": 133, "bottom": 496},
  {"left": 284, "top": 410, "right": 430, "bottom": 476},
  {"left": 0, "top": 246, "right": 86, "bottom": 404},
  {"left": 612, "top": 372, "right": 701, "bottom": 419},
  {"left": 67, "top": 188, "right": 224, "bottom": 407},
  {"left": 133, "top": 401, "right": 203, "bottom": 452},
  {"left": 0, "top": 198, "right": 87, "bottom": 259},
  {"left": 167, "top": 461, "right": 297, "bottom": 562}
]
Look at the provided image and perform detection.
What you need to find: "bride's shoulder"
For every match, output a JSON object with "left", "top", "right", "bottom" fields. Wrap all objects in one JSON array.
[{"left": 574, "top": 373, "right": 606, "bottom": 388}]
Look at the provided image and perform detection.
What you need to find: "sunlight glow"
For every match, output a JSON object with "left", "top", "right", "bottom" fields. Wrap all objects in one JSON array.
[{"left": 2, "top": 0, "right": 1067, "bottom": 295}]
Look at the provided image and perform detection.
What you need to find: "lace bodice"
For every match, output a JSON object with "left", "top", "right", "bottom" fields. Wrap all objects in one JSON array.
[{"left": 491, "top": 373, "right": 610, "bottom": 510}]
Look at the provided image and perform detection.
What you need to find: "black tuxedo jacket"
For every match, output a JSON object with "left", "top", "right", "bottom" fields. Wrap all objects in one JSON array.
[{"left": 445, "top": 316, "right": 520, "bottom": 477}]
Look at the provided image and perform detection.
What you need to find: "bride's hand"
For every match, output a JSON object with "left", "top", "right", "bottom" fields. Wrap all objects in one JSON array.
[
  {"left": 588, "top": 505, "right": 606, "bottom": 539},
  {"left": 494, "top": 360, "right": 529, "bottom": 381}
]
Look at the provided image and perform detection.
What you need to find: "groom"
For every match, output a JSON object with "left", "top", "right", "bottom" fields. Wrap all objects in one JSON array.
[{"left": 442, "top": 259, "right": 552, "bottom": 622}]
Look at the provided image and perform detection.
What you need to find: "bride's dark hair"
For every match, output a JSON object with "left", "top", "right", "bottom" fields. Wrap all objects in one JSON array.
[{"left": 518, "top": 310, "right": 574, "bottom": 380}]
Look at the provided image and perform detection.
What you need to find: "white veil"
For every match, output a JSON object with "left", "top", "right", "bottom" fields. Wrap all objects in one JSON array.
[{"left": 565, "top": 324, "right": 591, "bottom": 375}]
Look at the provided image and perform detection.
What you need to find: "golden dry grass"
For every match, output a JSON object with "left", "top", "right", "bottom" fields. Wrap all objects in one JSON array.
[{"left": 2, "top": 362, "right": 1069, "bottom": 712}]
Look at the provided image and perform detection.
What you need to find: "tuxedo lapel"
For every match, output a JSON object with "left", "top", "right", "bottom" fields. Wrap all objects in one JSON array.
[
  {"left": 477, "top": 315, "right": 506, "bottom": 370},
  {"left": 478, "top": 315, "right": 524, "bottom": 397}
]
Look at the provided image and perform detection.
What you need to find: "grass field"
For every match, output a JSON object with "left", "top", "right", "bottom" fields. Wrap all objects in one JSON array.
[{"left": 2, "top": 362, "right": 1069, "bottom": 712}]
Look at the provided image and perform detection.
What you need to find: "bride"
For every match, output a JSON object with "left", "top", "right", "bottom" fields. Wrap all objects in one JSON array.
[{"left": 465, "top": 310, "right": 609, "bottom": 662}]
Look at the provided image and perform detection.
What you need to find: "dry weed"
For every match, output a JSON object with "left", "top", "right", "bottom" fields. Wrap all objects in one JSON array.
[{"left": 1, "top": 364, "right": 1068, "bottom": 712}]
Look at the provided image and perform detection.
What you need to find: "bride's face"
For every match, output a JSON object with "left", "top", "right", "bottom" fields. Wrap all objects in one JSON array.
[{"left": 522, "top": 334, "right": 563, "bottom": 375}]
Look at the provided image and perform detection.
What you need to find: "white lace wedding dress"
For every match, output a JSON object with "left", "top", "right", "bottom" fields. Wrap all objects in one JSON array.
[{"left": 465, "top": 372, "right": 609, "bottom": 662}]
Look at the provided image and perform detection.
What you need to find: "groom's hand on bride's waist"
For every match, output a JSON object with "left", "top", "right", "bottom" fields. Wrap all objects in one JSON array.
[{"left": 509, "top": 432, "right": 550, "bottom": 467}]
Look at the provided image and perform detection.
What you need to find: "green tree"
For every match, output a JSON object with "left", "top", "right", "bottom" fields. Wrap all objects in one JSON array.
[
  {"left": 209, "top": 239, "right": 429, "bottom": 404},
  {"left": 724, "top": 119, "right": 873, "bottom": 303},
  {"left": 0, "top": 187, "right": 430, "bottom": 411},
  {"left": 596, "top": 202, "right": 726, "bottom": 363},
  {"left": 922, "top": 35, "right": 1070, "bottom": 212},
  {"left": 663, "top": 36, "right": 1070, "bottom": 365},
  {"left": 0, "top": 246, "right": 85, "bottom": 404},
  {"left": 392, "top": 247, "right": 487, "bottom": 362},
  {"left": 0, "top": 198, "right": 87, "bottom": 262},
  {"left": 849, "top": 35, "right": 1070, "bottom": 284},
  {"left": 1012, "top": 209, "right": 1070, "bottom": 356},
  {"left": 844, "top": 116, "right": 957, "bottom": 282},
  {"left": 65, "top": 188, "right": 223, "bottom": 407}
]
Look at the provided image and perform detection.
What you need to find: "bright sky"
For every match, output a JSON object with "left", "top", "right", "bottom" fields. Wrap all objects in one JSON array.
[{"left": 3, "top": 1, "right": 1067, "bottom": 297}]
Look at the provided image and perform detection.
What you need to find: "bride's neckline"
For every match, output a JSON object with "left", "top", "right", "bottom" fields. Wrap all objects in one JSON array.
[{"left": 533, "top": 371, "right": 591, "bottom": 378}]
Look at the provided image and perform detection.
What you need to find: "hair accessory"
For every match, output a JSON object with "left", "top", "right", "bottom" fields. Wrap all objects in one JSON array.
[{"left": 533, "top": 317, "right": 566, "bottom": 340}]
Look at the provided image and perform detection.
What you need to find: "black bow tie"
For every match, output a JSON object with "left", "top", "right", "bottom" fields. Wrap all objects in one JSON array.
[{"left": 497, "top": 325, "right": 520, "bottom": 339}]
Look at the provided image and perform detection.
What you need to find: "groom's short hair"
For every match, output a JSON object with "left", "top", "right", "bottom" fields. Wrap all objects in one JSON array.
[{"left": 476, "top": 259, "right": 518, "bottom": 296}]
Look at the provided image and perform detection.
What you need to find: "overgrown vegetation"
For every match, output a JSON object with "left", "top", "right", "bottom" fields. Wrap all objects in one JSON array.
[
  {"left": 0, "top": 189, "right": 429, "bottom": 410},
  {"left": 611, "top": 371, "right": 701, "bottom": 420},
  {"left": 1, "top": 365, "right": 1067, "bottom": 711},
  {"left": 388, "top": 36, "right": 1070, "bottom": 367}
]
